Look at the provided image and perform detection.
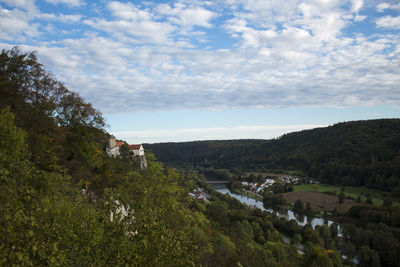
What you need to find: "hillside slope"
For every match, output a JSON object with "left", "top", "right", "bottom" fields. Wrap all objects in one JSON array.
[{"left": 146, "top": 119, "right": 400, "bottom": 191}]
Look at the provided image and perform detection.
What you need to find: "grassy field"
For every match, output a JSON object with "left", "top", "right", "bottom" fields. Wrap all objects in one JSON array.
[
  {"left": 284, "top": 191, "right": 356, "bottom": 212},
  {"left": 241, "top": 171, "right": 399, "bottom": 207},
  {"left": 292, "top": 183, "right": 399, "bottom": 207}
]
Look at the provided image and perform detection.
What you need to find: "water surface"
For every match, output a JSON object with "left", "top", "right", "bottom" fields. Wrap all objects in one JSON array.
[{"left": 216, "top": 188, "right": 340, "bottom": 231}]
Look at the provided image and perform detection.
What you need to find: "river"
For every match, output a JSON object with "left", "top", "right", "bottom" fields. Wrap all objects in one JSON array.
[
  {"left": 216, "top": 187, "right": 341, "bottom": 232},
  {"left": 214, "top": 187, "right": 357, "bottom": 261}
]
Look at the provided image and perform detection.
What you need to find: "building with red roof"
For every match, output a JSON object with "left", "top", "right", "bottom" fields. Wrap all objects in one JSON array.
[
  {"left": 106, "top": 136, "right": 144, "bottom": 157},
  {"left": 129, "top": 144, "right": 144, "bottom": 156}
]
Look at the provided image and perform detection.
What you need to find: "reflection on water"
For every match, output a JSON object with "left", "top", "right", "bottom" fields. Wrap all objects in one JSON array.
[
  {"left": 216, "top": 188, "right": 341, "bottom": 233},
  {"left": 216, "top": 188, "right": 268, "bottom": 211}
]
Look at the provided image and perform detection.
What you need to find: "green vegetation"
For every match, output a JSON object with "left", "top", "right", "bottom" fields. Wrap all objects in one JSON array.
[
  {"left": 144, "top": 107, "right": 400, "bottom": 267},
  {"left": 292, "top": 184, "right": 399, "bottom": 207},
  {"left": 146, "top": 118, "right": 400, "bottom": 193}
]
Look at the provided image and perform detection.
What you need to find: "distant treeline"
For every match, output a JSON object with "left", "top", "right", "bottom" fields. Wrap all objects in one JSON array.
[{"left": 145, "top": 119, "right": 400, "bottom": 192}]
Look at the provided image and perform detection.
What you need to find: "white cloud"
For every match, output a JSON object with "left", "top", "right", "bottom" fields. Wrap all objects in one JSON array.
[
  {"left": 0, "top": 0, "right": 37, "bottom": 12},
  {"left": 107, "top": 1, "right": 152, "bottom": 21},
  {"left": 157, "top": 3, "right": 216, "bottom": 28},
  {"left": 34, "top": 45, "right": 82, "bottom": 69},
  {"left": 84, "top": 19, "right": 173, "bottom": 45},
  {"left": 0, "top": 6, "right": 39, "bottom": 41},
  {"left": 377, "top": 3, "right": 391, "bottom": 12},
  {"left": 39, "top": 13, "right": 82, "bottom": 23},
  {"left": 354, "top": 15, "right": 366, "bottom": 21},
  {"left": 1, "top": 0, "right": 399, "bottom": 115},
  {"left": 376, "top": 16, "right": 400, "bottom": 29},
  {"left": 45, "top": 0, "right": 84, "bottom": 7},
  {"left": 26, "top": 28, "right": 399, "bottom": 114},
  {"left": 351, "top": 0, "right": 363, "bottom": 13},
  {"left": 84, "top": 2, "right": 178, "bottom": 45},
  {"left": 377, "top": 2, "right": 400, "bottom": 12},
  {"left": 225, "top": 0, "right": 352, "bottom": 47}
]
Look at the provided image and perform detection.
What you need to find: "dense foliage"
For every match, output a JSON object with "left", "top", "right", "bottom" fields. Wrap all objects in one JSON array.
[
  {"left": 339, "top": 204, "right": 400, "bottom": 266},
  {"left": 146, "top": 119, "right": 400, "bottom": 191}
]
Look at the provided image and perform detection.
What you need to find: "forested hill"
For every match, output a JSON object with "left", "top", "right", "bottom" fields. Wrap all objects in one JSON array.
[{"left": 145, "top": 119, "right": 400, "bottom": 191}]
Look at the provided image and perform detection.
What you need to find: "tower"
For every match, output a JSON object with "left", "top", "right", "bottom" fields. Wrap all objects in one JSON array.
[{"left": 109, "top": 135, "right": 117, "bottom": 148}]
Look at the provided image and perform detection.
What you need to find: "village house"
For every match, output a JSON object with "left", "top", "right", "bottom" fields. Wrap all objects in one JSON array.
[
  {"left": 282, "top": 175, "right": 300, "bottom": 185},
  {"left": 242, "top": 178, "right": 277, "bottom": 194},
  {"left": 189, "top": 188, "right": 210, "bottom": 202}
]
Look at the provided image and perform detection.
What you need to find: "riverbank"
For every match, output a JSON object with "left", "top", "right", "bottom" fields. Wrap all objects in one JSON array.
[
  {"left": 231, "top": 188, "right": 263, "bottom": 201},
  {"left": 215, "top": 187, "right": 341, "bottom": 232}
]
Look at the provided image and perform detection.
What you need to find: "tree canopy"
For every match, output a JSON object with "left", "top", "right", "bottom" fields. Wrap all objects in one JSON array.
[{"left": 146, "top": 119, "right": 400, "bottom": 191}]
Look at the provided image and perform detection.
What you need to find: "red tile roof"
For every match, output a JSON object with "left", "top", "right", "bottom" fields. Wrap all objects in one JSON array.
[
  {"left": 129, "top": 144, "right": 142, "bottom": 150},
  {"left": 116, "top": 141, "right": 124, "bottom": 147}
]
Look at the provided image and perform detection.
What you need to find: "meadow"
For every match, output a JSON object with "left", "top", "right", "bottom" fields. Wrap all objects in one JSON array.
[{"left": 292, "top": 183, "right": 399, "bottom": 207}]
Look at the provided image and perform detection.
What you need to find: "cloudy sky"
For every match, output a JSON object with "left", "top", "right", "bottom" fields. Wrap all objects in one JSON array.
[{"left": 1, "top": 0, "right": 399, "bottom": 143}]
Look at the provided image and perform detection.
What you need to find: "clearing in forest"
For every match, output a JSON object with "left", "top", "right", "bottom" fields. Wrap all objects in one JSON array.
[{"left": 283, "top": 191, "right": 357, "bottom": 212}]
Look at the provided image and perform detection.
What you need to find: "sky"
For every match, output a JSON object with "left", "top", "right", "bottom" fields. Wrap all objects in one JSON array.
[{"left": 1, "top": 0, "right": 399, "bottom": 143}]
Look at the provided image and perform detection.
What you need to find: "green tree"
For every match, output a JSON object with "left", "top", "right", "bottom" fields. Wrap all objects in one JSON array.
[
  {"left": 0, "top": 47, "right": 104, "bottom": 172},
  {"left": 231, "top": 221, "right": 254, "bottom": 243},
  {"left": 252, "top": 221, "right": 265, "bottom": 244},
  {"left": 293, "top": 234, "right": 302, "bottom": 245},
  {"left": 211, "top": 233, "right": 237, "bottom": 266},
  {"left": 366, "top": 195, "right": 373, "bottom": 205},
  {"left": 119, "top": 142, "right": 131, "bottom": 159},
  {"left": 0, "top": 107, "right": 28, "bottom": 174},
  {"left": 382, "top": 197, "right": 392, "bottom": 207},
  {"left": 294, "top": 199, "right": 304, "bottom": 213},
  {"left": 306, "top": 202, "right": 312, "bottom": 214},
  {"left": 338, "top": 191, "right": 345, "bottom": 203},
  {"left": 303, "top": 246, "right": 334, "bottom": 267},
  {"left": 358, "top": 246, "right": 381, "bottom": 267},
  {"left": 207, "top": 201, "right": 229, "bottom": 227}
]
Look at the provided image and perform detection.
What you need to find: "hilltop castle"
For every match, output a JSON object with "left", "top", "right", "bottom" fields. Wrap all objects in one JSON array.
[{"left": 106, "top": 135, "right": 147, "bottom": 169}]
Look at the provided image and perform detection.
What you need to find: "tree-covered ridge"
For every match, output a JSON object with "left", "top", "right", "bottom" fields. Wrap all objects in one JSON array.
[
  {"left": 0, "top": 107, "right": 198, "bottom": 265},
  {"left": 146, "top": 119, "right": 400, "bottom": 191},
  {"left": 270, "top": 120, "right": 400, "bottom": 190}
]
